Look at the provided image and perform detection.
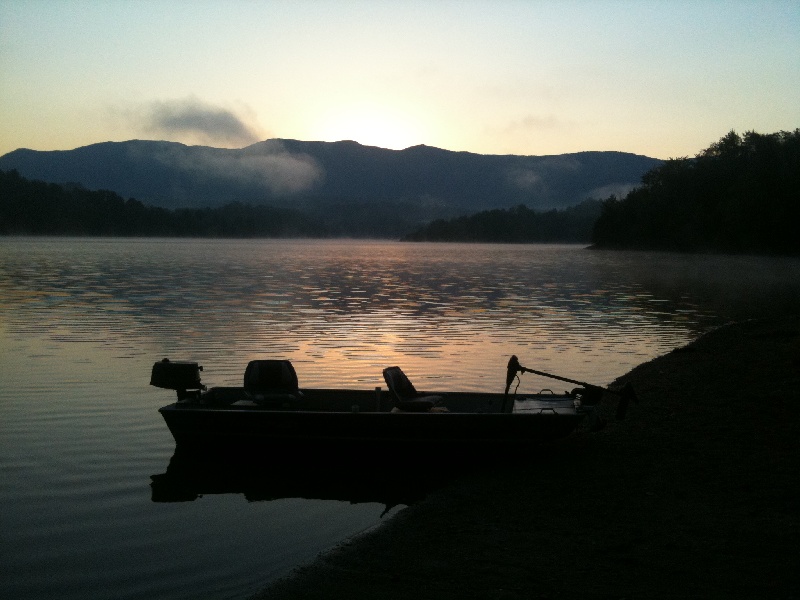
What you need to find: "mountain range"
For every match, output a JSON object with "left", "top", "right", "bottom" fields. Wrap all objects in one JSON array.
[{"left": 0, "top": 139, "right": 662, "bottom": 236}]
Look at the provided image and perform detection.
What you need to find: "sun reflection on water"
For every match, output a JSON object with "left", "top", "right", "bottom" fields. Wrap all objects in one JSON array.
[{"left": 4, "top": 238, "right": 796, "bottom": 393}]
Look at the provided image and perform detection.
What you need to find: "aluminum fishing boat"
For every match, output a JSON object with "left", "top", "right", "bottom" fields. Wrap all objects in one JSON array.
[{"left": 151, "top": 356, "right": 633, "bottom": 450}]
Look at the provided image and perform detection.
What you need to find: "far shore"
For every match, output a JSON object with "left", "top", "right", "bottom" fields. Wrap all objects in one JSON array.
[{"left": 254, "top": 314, "right": 800, "bottom": 599}]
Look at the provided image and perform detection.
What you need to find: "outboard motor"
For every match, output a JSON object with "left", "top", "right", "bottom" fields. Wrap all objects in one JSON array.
[{"left": 150, "top": 358, "right": 205, "bottom": 400}]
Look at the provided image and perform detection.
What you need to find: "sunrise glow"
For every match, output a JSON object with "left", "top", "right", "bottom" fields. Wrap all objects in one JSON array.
[
  {"left": 0, "top": 2, "right": 797, "bottom": 159},
  {"left": 316, "top": 106, "right": 424, "bottom": 150}
]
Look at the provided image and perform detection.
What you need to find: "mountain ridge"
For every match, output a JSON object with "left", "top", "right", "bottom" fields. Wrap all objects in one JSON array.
[{"left": 0, "top": 139, "right": 662, "bottom": 234}]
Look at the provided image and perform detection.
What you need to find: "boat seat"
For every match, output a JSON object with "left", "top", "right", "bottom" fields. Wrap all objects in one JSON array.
[
  {"left": 382, "top": 366, "right": 443, "bottom": 412},
  {"left": 244, "top": 360, "right": 300, "bottom": 405}
]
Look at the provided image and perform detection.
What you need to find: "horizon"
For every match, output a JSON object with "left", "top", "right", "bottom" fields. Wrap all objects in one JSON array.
[
  {"left": 1, "top": 1, "right": 798, "bottom": 160},
  {"left": 1, "top": 135, "right": 668, "bottom": 160}
]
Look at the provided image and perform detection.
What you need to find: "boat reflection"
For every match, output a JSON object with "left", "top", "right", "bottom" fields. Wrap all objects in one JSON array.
[{"left": 151, "top": 444, "right": 472, "bottom": 510}]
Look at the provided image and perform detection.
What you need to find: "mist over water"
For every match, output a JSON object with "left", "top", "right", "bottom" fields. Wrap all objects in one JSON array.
[{"left": 1, "top": 238, "right": 797, "bottom": 600}]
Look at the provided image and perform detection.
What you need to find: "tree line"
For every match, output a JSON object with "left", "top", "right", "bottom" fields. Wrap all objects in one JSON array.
[
  {"left": 403, "top": 200, "right": 602, "bottom": 243},
  {"left": 592, "top": 130, "right": 800, "bottom": 255},
  {"left": 0, "top": 169, "right": 327, "bottom": 237},
  {"left": 0, "top": 168, "right": 604, "bottom": 242}
]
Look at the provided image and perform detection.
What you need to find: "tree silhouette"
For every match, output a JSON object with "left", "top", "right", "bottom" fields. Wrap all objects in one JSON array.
[
  {"left": 592, "top": 130, "right": 800, "bottom": 255},
  {"left": 403, "top": 200, "right": 602, "bottom": 243},
  {"left": 0, "top": 169, "right": 328, "bottom": 238}
]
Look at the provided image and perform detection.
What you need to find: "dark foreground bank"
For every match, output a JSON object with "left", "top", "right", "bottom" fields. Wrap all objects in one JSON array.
[{"left": 254, "top": 316, "right": 800, "bottom": 599}]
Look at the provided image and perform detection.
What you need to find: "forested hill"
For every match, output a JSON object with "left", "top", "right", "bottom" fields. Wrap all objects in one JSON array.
[
  {"left": 0, "top": 140, "right": 661, "bottom": 221},
  {"left": 0, "top": 139, "right": 661, "bottom": 238},
  {"left": 403, "top": 200, "right": 602, "bottom": 243},
  {"left": 592, "top": 130, "right": 800, "bottom": 255},
  {"left": 0, "top": 169, "right": 600, "bottom": 241},
  {"left": 0, "top": 170, "right": 328, "bottom": 237}
]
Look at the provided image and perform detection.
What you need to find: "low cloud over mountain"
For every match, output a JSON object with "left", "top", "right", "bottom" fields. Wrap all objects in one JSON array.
[{"left": 138, "top": 140, "right": 323, "bottom": 196}]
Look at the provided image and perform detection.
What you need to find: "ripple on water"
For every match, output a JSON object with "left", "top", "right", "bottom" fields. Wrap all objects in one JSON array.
[{"left": 2, "top": 238, "right": 798, "bottom": 600}]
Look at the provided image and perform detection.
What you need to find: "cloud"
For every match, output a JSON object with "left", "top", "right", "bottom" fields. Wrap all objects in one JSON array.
[
  {"left": 115, "top": 99, "right": 321, "bottom": 195},
  {"left": 587, "top": 182, "right": 638, "bottom": 200},
  {"left": 507, "top": 168, "right": 542, "bottom": 190},
  {"left": 141, "top": 97, "right": 262, "bottom": 147},
  {"left": 144, "top": 139, "right": 324, "bottom": 196},
  {"left": 488, "top": 113, "right": 580, "bottom": 156},
  {"left": 507, "top": 156, "right": 580, "bottom": 191},
  {"left": 502, "top": 114, "right": 571, "bottom": 136}
]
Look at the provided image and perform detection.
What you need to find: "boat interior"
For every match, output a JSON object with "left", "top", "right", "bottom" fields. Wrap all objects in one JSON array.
[{"left": 151, "top": 358, "right": 581, "bottom": 416}]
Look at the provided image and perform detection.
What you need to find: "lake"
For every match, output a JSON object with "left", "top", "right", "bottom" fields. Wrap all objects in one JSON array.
[{"left": 1, "top": 238, "right": 798, "bottom": 600}]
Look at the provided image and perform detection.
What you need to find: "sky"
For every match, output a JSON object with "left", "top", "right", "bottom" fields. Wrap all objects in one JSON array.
[{"left": 1, "top": 0, "right": 798, "bottom": 160}]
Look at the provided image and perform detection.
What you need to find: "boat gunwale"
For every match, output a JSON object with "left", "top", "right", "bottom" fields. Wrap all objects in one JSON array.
[{"left": 157, "top": 386, "right": 581, "bottom": 416}]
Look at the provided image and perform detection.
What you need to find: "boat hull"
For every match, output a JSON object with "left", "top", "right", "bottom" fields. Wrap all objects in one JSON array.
[{"left": 158, "top": 388, "right": 584, "bottom": 450}]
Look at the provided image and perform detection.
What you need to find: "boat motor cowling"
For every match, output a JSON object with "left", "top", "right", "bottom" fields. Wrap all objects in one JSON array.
[{"left": 150, "top": 359, "right": 204, "bottom": 398}]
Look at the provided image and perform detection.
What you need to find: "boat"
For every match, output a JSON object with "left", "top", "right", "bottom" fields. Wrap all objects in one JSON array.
[{"left": 150, "top": 356, "right": 632, "bottom": 451}]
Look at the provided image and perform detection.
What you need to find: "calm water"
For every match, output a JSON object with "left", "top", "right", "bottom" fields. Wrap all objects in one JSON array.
[{"left": 1, "top": 238, "right": 798, "bottom": 600}]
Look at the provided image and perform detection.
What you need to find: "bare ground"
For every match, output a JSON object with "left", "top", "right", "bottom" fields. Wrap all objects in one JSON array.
[{"left": 253, "top": 316, "right": 800, "bottom": 599}]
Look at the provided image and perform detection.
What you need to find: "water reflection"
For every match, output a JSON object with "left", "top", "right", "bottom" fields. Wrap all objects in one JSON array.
[
  {"left": 151, "top": 445, "right": 465, "bottom": 512},
  {"left": 3, "top": 239, "right": 799, "bottom": 393}
]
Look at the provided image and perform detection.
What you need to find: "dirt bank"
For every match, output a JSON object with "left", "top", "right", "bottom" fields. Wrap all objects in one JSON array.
[{"left": 254, "top": 316, "right": 800, "bottom": 599}]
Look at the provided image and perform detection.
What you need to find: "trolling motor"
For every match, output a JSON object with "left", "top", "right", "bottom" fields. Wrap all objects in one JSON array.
[
  {"left": 504, "top": 355, "right": 525, "bottom": 396},
  {"left": 504, "top": 355, "right": 638, "bottom": 420}
]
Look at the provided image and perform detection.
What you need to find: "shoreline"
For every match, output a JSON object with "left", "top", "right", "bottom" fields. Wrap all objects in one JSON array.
[{"left": 254, "top": 316, "right": 800, "bottom": 599}]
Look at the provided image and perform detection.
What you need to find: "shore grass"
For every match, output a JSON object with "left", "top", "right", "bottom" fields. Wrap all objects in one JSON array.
[{"left": 254, "top": 316, "right": 800, "bottom": 599}]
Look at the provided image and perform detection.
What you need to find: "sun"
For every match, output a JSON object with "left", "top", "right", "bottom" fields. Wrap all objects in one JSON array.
[{"left": 316, "top": 106, "right": 422, "bottom": 150}]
